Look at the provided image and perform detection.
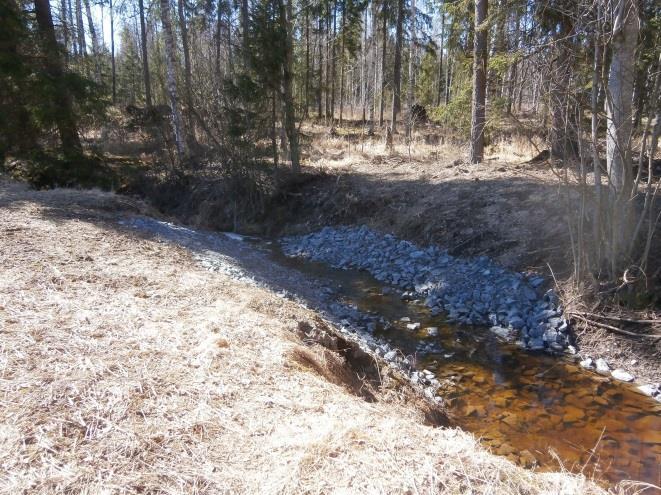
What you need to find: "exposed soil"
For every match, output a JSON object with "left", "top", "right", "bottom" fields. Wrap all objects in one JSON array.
[{"left": 0, "top": 178, "right": 610, "bottom": 494}]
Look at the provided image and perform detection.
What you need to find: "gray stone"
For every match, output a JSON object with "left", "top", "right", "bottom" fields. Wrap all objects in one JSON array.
[
  {"left": 580, "top": 357, "right": 593, "bottom": 369},
  {"left": 595, "top": 358, "right": 610, "bottom": 373},
  {"left": 611, "top": 369, "right": 634, "bottom": 382},
  {"left": 636, "top": 384, "right": 660, "bottom": 397},
  {"left": 490, "top": 326, "right": 511, "bottom": 339}
]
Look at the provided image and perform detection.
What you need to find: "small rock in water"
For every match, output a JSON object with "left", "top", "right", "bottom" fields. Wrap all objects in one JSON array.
[
  {"left": 579, "top": 357, "right": 593, "bottom": 369},
  {"left": 490, "top": 326, "right": 511, "bottom": 339},
  {"left": 425, "top": 327, "right": 439, "bottom": 337},
  {"left": 406, "top": 322, "right": 421, "bottom": 331},
  {"left": 636, "top": 384, "right": 660, "bottom": 398},
  {"left": 611, "top": 369, "right": 634, "bottom": 382},
  {"left": 400, "top": 317, "right": 411, "bottom": 322},
  {"left": 595, "top": 358, "right": 610, "bottom": 373}
]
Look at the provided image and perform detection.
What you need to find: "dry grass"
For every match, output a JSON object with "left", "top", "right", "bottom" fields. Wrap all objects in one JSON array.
[{"left": 0, "top": 178, "right": 614, "bottom": 494}]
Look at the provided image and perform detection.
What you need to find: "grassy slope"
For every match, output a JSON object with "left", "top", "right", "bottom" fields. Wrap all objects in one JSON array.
[{"left": 0, "top": 179, "right": 609, "bottom": 494}]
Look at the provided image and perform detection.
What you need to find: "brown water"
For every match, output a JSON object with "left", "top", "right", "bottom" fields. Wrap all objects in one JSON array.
[{"left": 272, "top": 250, "right": 661, "bottom": 488}]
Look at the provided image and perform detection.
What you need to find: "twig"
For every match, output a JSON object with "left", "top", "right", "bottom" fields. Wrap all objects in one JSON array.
[
  {"left": 580, "top": 311, "right": 660, "bottom": 325},
  {"left": 570, "top": 313, "right": 661, "bottom": 339}
]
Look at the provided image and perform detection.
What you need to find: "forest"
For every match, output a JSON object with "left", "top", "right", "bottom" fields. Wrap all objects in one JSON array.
[{"left": 1, "top": 0, "right": 660, "bottom": 491}]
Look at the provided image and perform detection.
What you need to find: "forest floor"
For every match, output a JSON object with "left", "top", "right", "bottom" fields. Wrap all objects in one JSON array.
[
  {"left": 0, "top": 178, "right": 611, "bottom": 494},
  {"left": 268, "top": 121, "right": 660, "bottom": 386}
]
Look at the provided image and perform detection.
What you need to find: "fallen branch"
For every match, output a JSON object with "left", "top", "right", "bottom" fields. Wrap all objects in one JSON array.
[
  {"left": 581, "top": 311, "right": 660, "bottom": 325},
  {"left": 570, "top": 313, "right": 661, "bottom": 339}
]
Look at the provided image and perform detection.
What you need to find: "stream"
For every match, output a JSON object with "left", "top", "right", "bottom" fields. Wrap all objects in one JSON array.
[
  {"left": 123, "top": 217, "right": 661, "bottom": 488},
  {"left": 270, "top": 248, "right": 661, "bottom": 488}
]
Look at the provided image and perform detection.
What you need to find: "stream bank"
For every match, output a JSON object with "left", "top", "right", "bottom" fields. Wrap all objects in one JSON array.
[{"left": 121, "top": 216, "right": 661, "bottom": 488}]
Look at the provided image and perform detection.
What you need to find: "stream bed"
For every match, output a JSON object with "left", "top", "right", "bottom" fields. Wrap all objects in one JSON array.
[
  {"left": 122, "top": 217, "right": 660, "bottom": 488},
  {"left": 271, "top": 248, "right": 661, "bottom": 488}
]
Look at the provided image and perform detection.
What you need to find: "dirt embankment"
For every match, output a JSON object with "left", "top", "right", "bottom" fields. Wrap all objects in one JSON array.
[
  {"left": 259, "top": 123, "right": 660, "bottom": 386},
  {"left": 0, "top": 179, "right": 610, "bottom": 494}
]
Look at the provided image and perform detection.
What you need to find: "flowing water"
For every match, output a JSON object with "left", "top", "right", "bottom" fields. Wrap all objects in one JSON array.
[{"left": 271, "top": 249, "right": 661, "bottom": 488}]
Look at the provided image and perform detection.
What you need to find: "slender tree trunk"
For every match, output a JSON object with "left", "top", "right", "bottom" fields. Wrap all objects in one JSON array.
[
  {"left": 138, "top": 0, "right": 152, "bottom": 106},
  {"left": 325, "top": 6, "right": 330, "bottom": 119},
  {"left": 435, "top": 10, "right": 445, "bottom": 106},
  {"left": 549, "top": 19, "right": 575, "bottom": 160},
  {"left": 379, "top": 1, "right": 387, "bottom": 126},
  {"left": 368, "top": 1, "right": 376, "bottom": 132},
  {"left": 362, "top": 7, "right": 368, "bottom": 125},
  {"left": 469, "top": 0, "right": 487, "bottom": 164},
  {"left": 506, "top": 8, "right": 520, "bottom": 115},
  {"left": 67, "top": 0, "right": 78, "bottom": 56},
  {"left": 278, "top": 0, "right": 300, "bottom": 171},
  {"left": 331, "top": 0, "right": 337, "bottom": 122},
  {"left": 34, "top": 0, "right": 82, "bottom": 153},
  {"left": 83, "top": 0, "right": 101, "bottom": 81},
  {"left": 60, "top": 0, "right": 70, "bottom": 61},
  {"left": 605, "top": 0, "right": 638, "bottom": 275},
  {"left": 305, "top": 6, "right": 310, "bottom": 117},
  {"left": 160, "top": 0, "right": 188, "bottom": 161},
  {"left": 406, "top": 0, "right": 416, "bottom": 138},
  {"left": 240, "top": 0, "right": 249, "bottom": 65},
  {"left": 591, "top": 4, "right": 603, "bottom": 269},
  {"left": 110, "top": 0, "right": 116, "bottom": 103},
  {"left": 177, "top": 0, "right": 198, "bottom": 149},
  {"left": 390, "top": 0, "right": 403, "bottom": 133},
  {"left": 339, "top": 0, "right": 345, "bottom": 124},
  {"left": 272, "top": 89, "right": 279, "bottom": 167},
  {"left": 75, "top": 0, "right": 86, "bottom": 56},
  {"left": 318, "top": 16, "right": 324, "bottom": 118},
  {"left": 445, "top": 50, "right": 452, "bottom": 104},
  {"left": 227, "top": 8, "right": 234, "bottom": 75}
]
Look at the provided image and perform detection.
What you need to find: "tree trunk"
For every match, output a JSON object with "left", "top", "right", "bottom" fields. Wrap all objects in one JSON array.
[
  {"left": 318, "top": 16, "right": 324, "bottom": 118},
  {"left": 34, "top": 0, "right": 82, "bottom": 153},
  {"left": 160, "top": 0, "right": 188, "bottom": 161},
  {"left": 331, "top": 0, "right": 337, "bottom": 122},
  {"left": 67, "top": 0, "right": 78, "bottom": 56},
  {"left": 390, "top": 0, "right": 403, "bottom": 133},
  {"left": 379, "top": 1, "right": 387, "bottom": 127},
  {"left": 305, "top": 6, "right": 310, "bottom": 118},
  {"left": 110, "top": 0, "right": 116, "bottom": 103},
  {"left": 549, "top": 19, "right": 575, "bottom": 161},
  {"left": 406, "top": 0, "right": 416, "bottom": 138},
  {"left": 605, "top": 0, "right": 639, "bottom": 274},
  {"left": 339, "top": 0, "right": 346, "bottom": 124},
  {"left": 83, "top": 0, "right": 101, "bottom": 81},
  {"left": 591, "top": 13, "right": 603, "bottom": 269},
  {"left": 435, "top": 10, "right": 445, "bottom": 106},
  {"left": 240, "top": 0, "right": 249, "bottom": 65},
  {"left": 177, "top": 0, "right": 198, "bottom": 149},
  {"left": 60, "top": 0, "right": 70, "bottom": 60},
  {"left": 138, "top": 0, "right": 152, "bottom": 106},
  {"left": 506, "top": 8, "right": 520, "bottom": 115},
  {"left": 325, "top": 6, "right": 331, "bottom": 119},
  {"left": 469, "top": 0, "right": 487, "bottom": 164},
  {"left": 277, "top": 0, "right": 300, "bottom": 172},
  {"left": 75, "top": 0, "right": 86, "bottom": 56}
]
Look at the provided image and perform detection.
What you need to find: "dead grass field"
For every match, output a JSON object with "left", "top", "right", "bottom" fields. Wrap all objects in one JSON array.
[{"left": 0, "top": 178, "right": 617, "bottom": 494}]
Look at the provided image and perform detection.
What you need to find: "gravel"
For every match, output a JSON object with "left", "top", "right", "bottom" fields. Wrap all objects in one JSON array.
[{"left": 282, "top": 226, "right": 571, "bottom": 352}]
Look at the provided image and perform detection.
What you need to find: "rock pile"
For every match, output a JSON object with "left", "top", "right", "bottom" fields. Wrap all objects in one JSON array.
[{"left": 282, "top": 226, "right": 571, "bottom": 352}]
